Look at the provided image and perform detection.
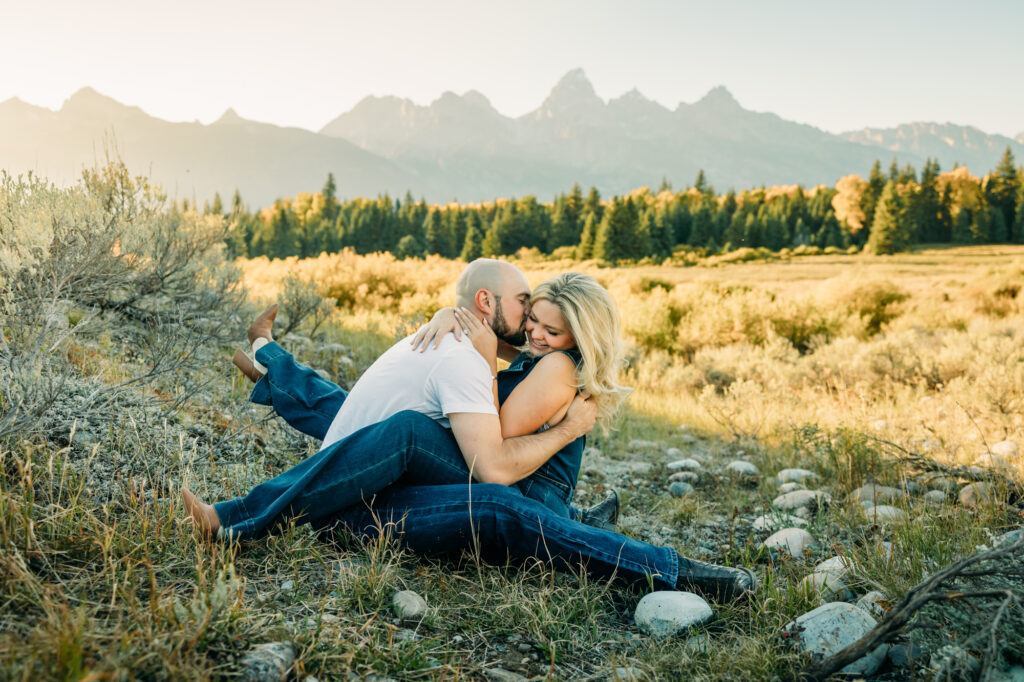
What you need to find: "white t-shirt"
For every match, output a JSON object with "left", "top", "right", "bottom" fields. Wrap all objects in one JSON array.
[{"left": 319, "top": 333, "right": 497, "bottom": 450}]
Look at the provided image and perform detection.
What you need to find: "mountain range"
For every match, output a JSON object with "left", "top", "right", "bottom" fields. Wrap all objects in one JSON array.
[{"left": 2, "top": 69, "right": 1021, "bottom": 207}]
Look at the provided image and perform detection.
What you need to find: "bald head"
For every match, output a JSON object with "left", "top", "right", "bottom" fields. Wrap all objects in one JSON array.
[{"left": 455, "top": 259, "right": 527, "bottom": 310}]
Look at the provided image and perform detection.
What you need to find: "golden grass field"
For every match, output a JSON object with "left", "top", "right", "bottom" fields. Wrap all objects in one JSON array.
[{"left": 6, "top": 209, "right": 1024, "bottom": 680}]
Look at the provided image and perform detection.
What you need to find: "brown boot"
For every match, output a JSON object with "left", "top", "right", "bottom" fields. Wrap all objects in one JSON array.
[
  {"left": 248, "top": 304, "right": 278, "bottom": 345},
  {"left": 232, "top": 349, "right": 263, "bottom": 383}
]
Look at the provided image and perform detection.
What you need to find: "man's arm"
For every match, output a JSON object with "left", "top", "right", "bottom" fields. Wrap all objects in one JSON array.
[{"left": 448, "top": 395, "right": 597, "bottom": 486}]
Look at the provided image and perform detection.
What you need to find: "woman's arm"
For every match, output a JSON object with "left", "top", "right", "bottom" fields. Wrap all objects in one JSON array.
[
  {"left": 409, "top": 307, "right": 460, "bottom": 351},
  {"left": 498, "top": 353, "right": 578, "bottom": 439}
]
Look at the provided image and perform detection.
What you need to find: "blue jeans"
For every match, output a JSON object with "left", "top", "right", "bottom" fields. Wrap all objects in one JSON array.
[
  {"left": 244, "top": 341, "right": 578, "bottom": 518},
  {"left": 223, "top": 341, "right": 680, "bottom": 588},
  {"left": 215, "top": 342, "right": 476, "bottom": 539},
  {"left": 318, "top": 483, "right": 678, "bottom": 591}
]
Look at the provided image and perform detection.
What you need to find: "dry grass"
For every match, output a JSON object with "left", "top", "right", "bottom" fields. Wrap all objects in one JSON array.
[{"left": 4, "top": 238, "right": 1024, "bottom": 679}]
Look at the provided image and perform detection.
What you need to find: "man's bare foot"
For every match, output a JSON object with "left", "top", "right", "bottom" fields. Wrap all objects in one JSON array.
[
  {"left": 232, "top": 349, "right": 263, "bottom": 382},
  {"left": 182, "top": 488, "right": 222, "bottom": 539},
  {"left": 248, "top": 304, "right": 278, "bottom": 345}
]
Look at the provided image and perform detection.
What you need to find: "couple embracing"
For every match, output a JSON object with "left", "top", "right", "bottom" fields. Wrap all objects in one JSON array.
[{"left": 183, "top": 259, "right": 756, "bottom": 602}]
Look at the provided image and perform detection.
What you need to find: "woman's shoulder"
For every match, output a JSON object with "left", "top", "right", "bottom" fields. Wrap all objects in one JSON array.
[{"left": 533, "top": 350, "right": 578, "bottom": 378}]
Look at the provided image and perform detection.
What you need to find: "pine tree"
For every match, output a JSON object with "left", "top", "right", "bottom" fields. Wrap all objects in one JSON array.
[
  {"left": 1015, "top": 192, "right": 1024, "bottom": 243},
  {"left": 582, "top": 187, "right": 604, "bottom": 226},
  {"left": 694, "top": 169, "right": 709, "bottom": 194},
  {"left": 862, "top": 161, "right": 886, "bottom": 233},
  {"left": 424, "top": 209, "right": 446, "bottom": 255},
  {"left": 577, "top": 212, "right": 598, "bottom": 259},
  {"left": 952, "top": 208, "right": 973, "bottom": 243},
  {"left": 988, "top": 147, "right": 1020, "bottom": 240},
  {"left": 866, "top": 181, "right": 910, "bottom": 254},
  {"left": 481, "top": 220, "right": 503, "bottom": 257},
  {"left": 460, "top": 213, "right": 485, "bottom": 261},
  {"left": 648, "top": 209, "right": 675, "bottom": 259},
  {"left": 816, "top": 211, "right": 844, "bottom": 248},
  {"left": 970, "top": 203, "right": 992, "bottom": 243},
  {"left": 395, "top": 234, "right": 426, "bottom": 259},
  {"left": 687, "top": 202, "right": 713, "bottom": 247},
  {"left": 210, "top": 192, "right": 224, "bottom": 216},
  {"left": 594, "top": 197, "right": 639, "bottom": 262}
]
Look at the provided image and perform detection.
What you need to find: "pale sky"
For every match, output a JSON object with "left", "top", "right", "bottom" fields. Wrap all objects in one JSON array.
[{"left": 2, "top": 0, "right": 1022, "bottom": 137}]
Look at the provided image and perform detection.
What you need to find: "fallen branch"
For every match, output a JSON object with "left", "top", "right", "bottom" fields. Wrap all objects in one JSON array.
[{"left": 794, "top": 534, "right": 1024, "bottom": 681}]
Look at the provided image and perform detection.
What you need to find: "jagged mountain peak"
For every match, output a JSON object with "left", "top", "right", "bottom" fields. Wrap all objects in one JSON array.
[
  {"left": 531, "top": 68, "right": 604, "bottom": 122},
  {"left": 694, "top": 85, "right": 741, "bottom": 111},
  {"left": 213, "top": 108, "right": 246, "bottom": 125},
  {"left": 60, "top": 86, "right": 144, "bottom": 119}
]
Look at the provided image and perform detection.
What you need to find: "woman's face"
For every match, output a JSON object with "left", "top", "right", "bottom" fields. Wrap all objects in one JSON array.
[{"left": 525, "top": 299, "right": 576, "bottom": 355}]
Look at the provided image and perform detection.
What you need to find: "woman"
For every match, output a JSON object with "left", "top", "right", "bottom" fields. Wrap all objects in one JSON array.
[
  {"left": 415, "top": 272, "right": 631, "bottom": 515},
  {"left": 184, "top": 272, "right": 629, "bottom": 537}
]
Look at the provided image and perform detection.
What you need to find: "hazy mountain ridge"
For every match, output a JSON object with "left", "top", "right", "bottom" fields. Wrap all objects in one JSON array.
[
  {"left": 0, "top": 88, "right": 423, "bottom": 206},
  {"left": 842, "top": 122, "right": 1024, "bottom": 176},
  {"left": 1, "top": 73, "right": 1020, "bottom": 206}
]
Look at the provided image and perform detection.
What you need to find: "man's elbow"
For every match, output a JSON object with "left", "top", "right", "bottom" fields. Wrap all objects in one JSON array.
[{"left": 468, "top": 458, "right": 519, "bottom": 486}]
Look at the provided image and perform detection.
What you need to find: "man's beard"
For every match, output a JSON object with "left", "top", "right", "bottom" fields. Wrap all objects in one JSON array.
[{"left": 491, "top": 297, "right": 527, "bottom": 346}]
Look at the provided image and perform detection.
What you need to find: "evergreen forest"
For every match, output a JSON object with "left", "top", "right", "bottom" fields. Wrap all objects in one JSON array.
[{"left": 207, "top": 148, "right": 1024, "bottom": 262}]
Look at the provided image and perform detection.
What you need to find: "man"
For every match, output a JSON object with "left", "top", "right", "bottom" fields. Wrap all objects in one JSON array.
[{"left": 185, "top": 259, "right": 755, "bottom": 600}]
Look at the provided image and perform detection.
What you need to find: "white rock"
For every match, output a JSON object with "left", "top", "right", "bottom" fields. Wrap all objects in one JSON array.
[
  {"left": 669, "top": 481, "right": 695, "bottom": 497},
  {"left": 814, "top": 555, "right": 854, "bottom": 578},
  {"left": 777, "top": 482, "right": 805, "bottom": 494},
  {"left": 959, "top": 482, "right": 996, "bottom": 508},
  {"left": 773, "top": 489, "right": 831, "bottom": 512},
  {"left": 240, "top": 641, "right": 296, "bottom": 682},
  {"left": 726, "top": 460, "right": 759, "bottom": 476},
  {"left": 752, "top": 513, "right": 807, "bottom": 531},
  {"left": 850, "top": 483, "right": 905, "bottom": 505},
  {"left": 862, "top": 505, "right": 909, "bottom": 524},
  {"left": 923, "top": 489, "right": 947, "bottom": 505},
  {"left": 992, "top": 440, "right": 1018, "bottom": 457},
  {"left": 777, "top": 468, "right": 817, "bottom": 484},
  {"left": 634, "top": 591, "right": 713, "bottom": 637},
  {"left": 667, "top": 458, "right": 701, "bottom": 471},
  {"left": 856, "top": 590, "right": 891, "bottom": 619},
  {"left": 761, "top": 528, "right": 816, "bottom": 559},
  {"left": 483, "top": 669, "right": 529, "bottom": 682},
  {"left": 629, "top": 439, "right": 659, "bottom": 450},
  {"left": 680, "top": 433, "right": 697, "bottom": 444},
  {"left": 973, "top": 452, "right": 1011, "bottom": 469},
  {"left": 392, "top": 590, "right": 427, "bottom": 621},
  {"left": 665, "top": 447, "right": 684, "bottom": 458},
  {"left": 799, "top": 572, "right": 850, "bottom": 602},
  {"left": 280, "top": 580, "right": 295, "bottom": 593},
  {"left": 783, "top": 602, "right": 888, "bottom": 676},
  {"left": 669, "top": 471, "right": 699, "bottom": 483}
]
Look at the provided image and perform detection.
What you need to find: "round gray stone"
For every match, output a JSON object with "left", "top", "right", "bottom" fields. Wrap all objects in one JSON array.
[
  {"left": 240, "top": 641, "right": 296, "bottom": 682},
  {"left": 773, "top": 489, "right": 831, "bottom": 512},
  {"left": 634, "top": 591, "right": 713, "bottom": 637},
  {"left": 726, "top": 460, "right": 759, "bottom": 476},
  {"left": 959, "top": 482, "right": 996, "bottom": 508},
  {"left": 992, "top": 440, "right": 1018, "bottom": 458},
  {"left": 814, "top": 555, "right": 854, "bottom": 578},
  {"left": 667, "top": 458, "right": 701, "bottom": 471},
  {"left": 799, "top": 572, "right": 850, "bottom": 602},
  {"left": 392, "top": 590, "right": 427, "bottom": 621},
  {"left": 923, "top": 489, "right": 947, "bottom": 505},
  {"left": 628, "top": 439, "right": 658, "bottom": 451},
  {"left": 777, "top": 482, "right": 805, "bottom": 494},
  {"left": 850, "top": 483, "right": 905, "bottom": 505},
  {"left": 784, "top": 602, "right": 887, "bottom": 676},
  {"left": 669, "top": 481, "right": 695, "bottom": 498},
  {"left": 669, "top": 471, "right": 699, "bottom": 483},
  {"left": 751, "top": 513, "right": 807, "bottom": 531},
  {"left": 761, "top": 528, "right": 816, "bottom": 559},
  {"left": 855, "top": 590, "right": 891, "bottom": 619},
  {"left": 777, "top": 468, "right": 817, "bottom": 484},
  {"left": 862, "top": 504, "right": 908, "bottom": 524}
]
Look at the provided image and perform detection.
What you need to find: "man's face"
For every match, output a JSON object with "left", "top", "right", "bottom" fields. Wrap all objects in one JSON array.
[{"left": 488, "top": 270, "right": 531, "bottom": 346}]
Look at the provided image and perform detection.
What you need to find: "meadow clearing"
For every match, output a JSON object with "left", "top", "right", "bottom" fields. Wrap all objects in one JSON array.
[{"left": 3, "top": 168, "right": 1024, "bottom": 680}]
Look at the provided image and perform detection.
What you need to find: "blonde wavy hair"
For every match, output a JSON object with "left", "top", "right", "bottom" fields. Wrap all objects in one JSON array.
[{"left": 531, "top": 272, "right": 632, "bottom": 423}]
